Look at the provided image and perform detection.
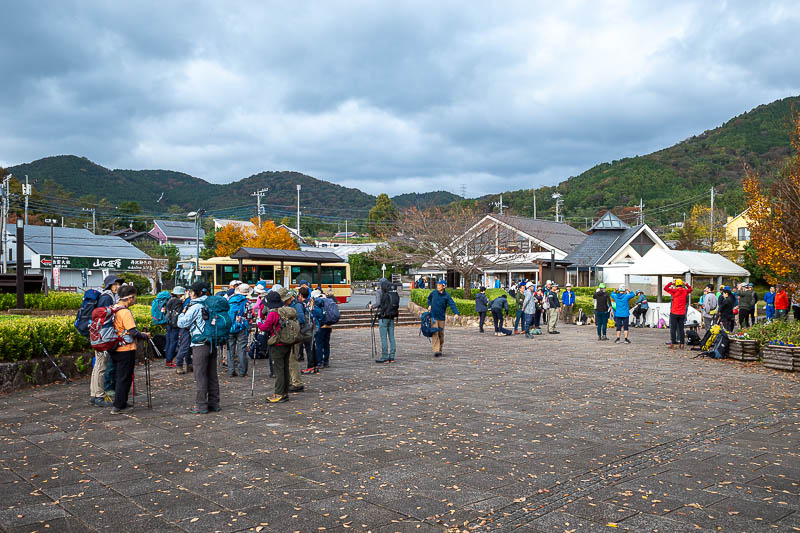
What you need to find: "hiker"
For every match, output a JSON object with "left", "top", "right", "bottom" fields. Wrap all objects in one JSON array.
[
  {"left": 610, "top": 285, "right": 637, "bottom": 344},
  {"left": 521, "top": 282, "right": 537, "bottom": 338},
  {"left": 375, "top": 280, "right": 400, "bottom": 363},
  {"left": 312, "top": 290, "right": 333, "bottom": 368},
  {"left": 513, "top": 287, "right": 525, "bottom": 333},
  {"left": 226, "top": 283, "right": 251, "bottom": 377},
  {"left": 163, "top": 286, "right": 186, "bottom": 368},
  {"left": 258, "top": 291, "right": 292, "bottom": 403},
  {"left": 561, "top": 284, "right": 576, "bottom": 324},
  {"left": 664, "top": 279, "right": 693, "bottom": 349},
  {"left": 631, "top": 290, "right": 649, "bottom": 328},
  {"left": 177, "top": 282, "right": 221, "bottom": 414},
  {"left": 489, "top": 292, "right": 511, "bottom": 336},
  {"left": 736, "top": 283, "right": 756, "bottom": 328},
  {"left": 426, "top": 280, "right": 460, "bottom": 356},
  {"left": 701, "top": 284, "right": 718, "bottom": 330},
  {"left": 533, "top": 286, "right": 544, "bottom": 330},
  {"left": 225, "top": 279, "right": 241, "bottom": 299},
  {"left": 298, "top": 287, "right": 319, "bottom": 374},
  {"left": 718, "top": 286, "right": 736, "bottom": 331},
  {"left": 792, "top": 293, "right": 800, "bottom": 321},
  {"left": 97, "top": 275, "right": 123, "bottom": 403},
  {"left": 546, "top": 284, "right": 561, "bottom": 334},
  {"left": 763, "top": 286, "right": 776, "bottom": 321},
  {"left": 174, "top": 289, "right": 193, "bottom": 375},
  {"left": 474, "top": 286, "right": 489, "bottom": 333},
  {"left": 593, "top": 283, "right": 611, "bottom": 341},
  {"left": 274, "top": 288, "right": 305, "bottom": 392},
  {"left": 109, "top": 285, "right": 151, "bottom": 415},
  {"left": 775, "top": 286, "right": 790, "bottom": 320}
]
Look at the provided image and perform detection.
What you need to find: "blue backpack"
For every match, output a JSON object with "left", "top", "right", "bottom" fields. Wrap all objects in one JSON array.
[
  {"left": 150, "top": 290, "right": 171, "bottom": 325},
  {"left": 190, "top": 295, "right": 232, "bottom": 345},
  {"left": 228, "top": 296, "right": 249, "bottom": 334},
  {"left": 321, "top": 297, "right": 340, "bottom": 326},
  {"left": 74, "top": 289, "right": 101, "bottom": 339},
  {"left": 420, "top": 311, "right": 442, "bottom": 338}
]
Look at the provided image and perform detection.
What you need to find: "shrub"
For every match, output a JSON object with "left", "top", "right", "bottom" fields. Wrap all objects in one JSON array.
[
  {"left": 124, "top": 273, "right": 154, "bottom": 296},
  {"left": 740, "top": 320, "right": 800, "bottom": 348}
]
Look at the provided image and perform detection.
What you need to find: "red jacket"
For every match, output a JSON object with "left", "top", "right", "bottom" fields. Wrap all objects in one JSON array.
[
  {"left": 775, "top": 290, "right": 789, "bottom": 310},
  {"left": 664, "top": 283, "right": 692, "bottom": 315}
]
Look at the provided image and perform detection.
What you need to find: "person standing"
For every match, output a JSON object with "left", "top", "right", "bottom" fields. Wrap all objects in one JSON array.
[
  {"left": 174, "top": 290, "right": 193, "bottom": 375},
  {"left": 259, "top": 291, "right": 291, "bottom": 403},
  {"left": 631, "top": 290, "right": 649, "bottom": 327},
  {"left": 109, "top": 285, "right": 151, "bottom": 415},
  {"left": 163, "top": 286, "right": 186, "bottom": 368},
  {"left": 593, "top": 283, "right": 611, "bottom": 341},
  {"left": 177, "top": 282, "right": 220, "bottom": 414},
  {"left": 426, "top": 280, "right": 460, "bottom": 357},
  {"left": 297, "top": 288, "right": 318, "bottom": 375},
  {"left": 279, "top": 288, "right": 306, "bottom": 392},
  {"left": 664, "top": 279, "right": 693, "bottom": 349},
  {"left": 546, "top": 284, "right": 561, "bottom": 334},
  {"left": 561, "top": 284, "right": 576, "bottom": 324},
  {"left": 775, "top": 286, "right": 790, "bottom": 320},
  {"left": 474, "top": 287, "right": 489, "bottom": 333},
  {"left": 521, "top": 282, "right": 537, "bottom": 338},
  {"left": 226, "top": 283, "right": 251, "bottom": 377},
  {"left": 312, "top": 291, "right": 333, "bottom": 368},
  {"left": 763, "top": 286, "right": 776, "bottom": 321},
  {"left": 533, "top": 286, "right": 544, "bottom": 330},
  {"left": 513, "top": 287, "right": 525, "bottom": 334},
  {"left": 610, "top": 285, "right": 637, "bottom": 344},
  {"left": 718, "top": 286, "right": 736, "bottom": 331},
  {"left": 98, "top": 275, "right": 123, "bottom": 402},
  {"left": 489, "top": 293, "right": 511, "bottom": 336},
  {"left": 736, "top": 283, "right": 756, "bottom": 328},
  {"left": 375, "top": 280, "right": 399, "bottom": 363},
  {"left": 701, "top": 284, "right": 718, "bottom": 330}
]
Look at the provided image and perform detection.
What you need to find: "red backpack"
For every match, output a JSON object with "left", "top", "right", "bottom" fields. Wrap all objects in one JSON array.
[{"left": 89, "top": 306, "right": 131, "bottom": 352}]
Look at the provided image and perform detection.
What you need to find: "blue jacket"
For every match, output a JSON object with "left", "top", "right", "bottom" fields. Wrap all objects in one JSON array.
[
  {"left": 427, "top": 290, "right": 459, "bottom": 321},
  {"left": 764, "top": 292, "right": 775, "bottom": 306},
  {"left": 635, "top": 294, "right": 649, "bottom": 310},
  {"left": 611, "top": 292, "right": 637, "bottom": 318},
  {"left": 177, "top": 295, "right": 208, "bottom": 346},
  {"left": 474, "top": 293, "right": 489, "bottom": 313},
  {"left": 290, "top": 299, "right": 306, "bottom": 325},
  {"left": 489, "top": 295, "right": 510, "bottom": 315},
  {"left": 561, "top": 290, "right": 575, "bottom": 306},
  {"left": 97, "top": 289, "right": 118, "bottom": 308}
]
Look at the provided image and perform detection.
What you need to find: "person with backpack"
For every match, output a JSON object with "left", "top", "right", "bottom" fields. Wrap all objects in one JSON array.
[
  {"left": 489, "top": 293, "right": 511, "bottom": 336},
  {"left": 108, "top": 285, "right": 151, "bottom": 414},
  {"left": 593, "top": 283, "right": 612, "bottom": 341},
  {"left": 280, "top": 288, "right": 306, "bottom": 391},
  {"left": 521, "top": 282, "right": 537, "bottom": 338},
  {"left": 175, "top": 291, "right": 193, "bottom": 375},
  {"left": 664, "top": 279, "right": 693, "bottom": 349},
  {"left": 76, "top": 288, "right": 104, "bottom": 407},
  {"left": 513, "top": 288, "right": 525, "bottom": 334},
  {"left": 297, "top": 287, "right": 319, "bottom": 375},
  {"left": 177, "top": 282, "right": 226, "bottom": 414},
  {"left": 312, "top": 291, "right": 335, "bottom": 368},
  {"left": 546, "top": 284, "right": 561, "bottom": 334},
  {"left": 163, "top": 287, "right": 186, "bottom": 368},
  {"left": 226, "top": 283, "right": 251, "bottom": 377},
  {"left": 735, "top": 283, "right": 756, "bottom": 329},
  {"left": 260, "top": 290, "right": 296, "bottom": 403},
  {"left": 95, "top": 275, "right": 123, "bottom": 403},
  {"left": 375, "top": 280, "right": 400, "bottom": 363},
  {"left": 474, "top": 287, "right": 489, "bottom": 333},
  {"left": 718, "top": 286, "right": 736, "bottom": 331},
  {"left": 610, "top": 285, "right": 637, "bottom": 344},
  {"left": 701, "top": 284, "right": 718, "bottom": 330},
  {"left": 631, "top": 290, "right": 649, "bottom": 328},
  {"left": 426, "top": 280, "right": 460, "bottom": 357}
]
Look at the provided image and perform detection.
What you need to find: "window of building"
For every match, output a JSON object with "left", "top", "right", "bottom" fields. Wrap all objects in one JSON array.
[
  {"left": 630, "top": 232, "right": 655, "bottom": 257},
  {"left": 290, "top": 265, "right": 347, "bottom": 285},
  {"left": 738, "top": 227, "right": 750, "bottom": 241},
  {"left": 216, "top": 264, "right": 274, "bottom": 286}
]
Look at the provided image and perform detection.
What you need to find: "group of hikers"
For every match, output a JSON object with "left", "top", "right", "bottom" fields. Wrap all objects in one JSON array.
[
  {"left": 699, "top": 282, "right": 796, "bottom": 332},
  {"left": 79, "top": 274, "right": 344, "bottom": 414}
]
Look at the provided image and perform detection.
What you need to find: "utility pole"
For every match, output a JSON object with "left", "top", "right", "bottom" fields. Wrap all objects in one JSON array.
[
  {"left": 345, "top": 219, "right": 348, "bottom": 244},
  {"left": 709, "top": 186, "right": 715, "bottom": 251},
  {"left": 45, "top": 218, "right": 57, "bottom": 289},
  {"left": 296, "top": 184, "right": 301, "bottom": 236},
  {"left": 533, "top": 191, "right": 537, "bottom": 219},
  {"left": 552, "top": 193, "right": 563, "bottom": 223},
  {"left": 638, "top": 198, "right": 644, "bottom": 226},
  {"left": 1, "top": 174, "right": 10, "bottom": 274},
  {"left": 492, "top": 194, "right": 507, "bottom": 215},
  {"left": 252, "top": 188, "right": 268, "bottom": 225},
  {"left": 23, "top": 176, "right": 31, "bottom": 225},
  {"left": 82, "top": 207, "right": 96, "bottom": 234}
]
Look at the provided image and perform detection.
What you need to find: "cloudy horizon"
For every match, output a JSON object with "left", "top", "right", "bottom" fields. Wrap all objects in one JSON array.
[{"left": 1, "top": 1, "right": 798, "bottom": 197}]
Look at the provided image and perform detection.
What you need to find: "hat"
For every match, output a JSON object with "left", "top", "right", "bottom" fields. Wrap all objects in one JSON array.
[
  {"left": 298, "top": 279, "right": 309, "bottom": 286},
  {"left": 277, "top": 287, "right": 293, "bottom": 302},
  {"left": 747, "top": 283, "right": 754, "bottom": 287},
  {"left": 236, "top": 283, "right": 251, "bottom": 295},
  {"left": 103, "top": 274, "right": 123, "bottom": 289},
  {"left": 253, "top": 285, "right": 267, "bottom": 295},
  {"left": 436, "top": 279, "right": 446, "bottom": 286},
  {"left": 675, "top": 279, "right": 684, "bottom": 286},
  {"left": 189, "top": 282, "right": 209, "bottom": 295},
  {"left": 271, "top": 283, "right": 283, "bottom": 292},
  {"left": 265, "top": 291, "right": 283, "bottom": 309},
  {"left": 598, "top": 283, "right": 606, "bottom": 289},
  {"left": 229, "top": 280, "right": 241, "bottom": 287},
  {"left": 723, "top": 285, "right": 731, "bottom": 292},
  {"left": 526, "top": 282, "right": 534, "bottom": 288},
  {"left": 310, "top": 289, "right": 323, "bottom": 299},
  {"left": 479, "top": 286, "right": 486, "bottom": 291},
  {"left": 566, "top": 283, "right": 572, "bottom": 287},
  {"left": 636, "top": 289, "right": 643, "bottom": 294},
  {"left": 618, "top": 284, "right": 626, "bottom": 290},
  {"left": 171, "top": 286, "right": 186, "bottom": 295}
]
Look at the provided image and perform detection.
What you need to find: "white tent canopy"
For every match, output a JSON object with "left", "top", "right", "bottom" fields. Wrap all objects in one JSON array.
[{"left": 625, "top": 249, "right": 749, "bottom": 277}]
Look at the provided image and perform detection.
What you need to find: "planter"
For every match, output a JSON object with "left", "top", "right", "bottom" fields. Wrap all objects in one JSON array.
[
  {"left": 761, "top": 344, "right": 800, "bottom": 372},
  {"left": 728, "top": 338, "right": 760, "bottom": 362}
]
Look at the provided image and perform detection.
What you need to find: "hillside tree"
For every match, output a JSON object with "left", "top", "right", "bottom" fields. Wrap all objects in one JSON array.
[{"left": 368, "top": 193, "right": 398, "bottom": 236}]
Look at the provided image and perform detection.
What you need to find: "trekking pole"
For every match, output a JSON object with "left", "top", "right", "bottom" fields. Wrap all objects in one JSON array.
[{"left": 38, "top": 340, "right": 71, "bottom": 384}]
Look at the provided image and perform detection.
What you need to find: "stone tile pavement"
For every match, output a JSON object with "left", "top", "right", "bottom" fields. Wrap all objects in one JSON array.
[{"left": 1, "top": 323, "right": 798, "bottom": 532}]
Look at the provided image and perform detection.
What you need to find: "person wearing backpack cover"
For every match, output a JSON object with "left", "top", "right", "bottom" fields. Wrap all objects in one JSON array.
[
  {"left": 162, "top": 287, "right": 185, "bottom": 368},
  {"left": 426, "top": 280, "right": 460, "bottom": 356},
  {"left": 664, "top": 278, "right": 692, "bottom": 349},
  {"left": 226, "top": 283, "right": 251, "bottom": 377},
  {"left": 178, "top": 282, "right": 226, "bottom": 414},
  {"left": 89, "top": 275, "right": 123, "bottom": 406},
  {"left": 474, "top": 286, "right": 489, "bottom": 333},
  {"left": 108, "top": 285, "right": 151, "bottom": 414},
  {"left": 260, "top": 291, "right": 294, "bottom": 403},
  {"left": 280, "top": 287, "right": 306, "bottom": 391},
  {"left": 375, "top": 280, "right": 400, "bottom": 363}
]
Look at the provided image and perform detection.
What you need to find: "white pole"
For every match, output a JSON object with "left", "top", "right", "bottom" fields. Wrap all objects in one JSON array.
[
  {"left": 296, "top": 184, "right": 301, "bottom": 237},
  {"left": 533, "top": 191, "right": 536, "bottom": 219},
  {"left": 345, "top": 219, "right": 348, "bottom": 244},
  {"left": 24, "top": 175, "right": 29, "bottom": 225},
  {"left": 710, "top": 186, "right": 715, "bottom": 251},
  {"left": 499, "top": 194, "right": 503, "bottom": 215}
]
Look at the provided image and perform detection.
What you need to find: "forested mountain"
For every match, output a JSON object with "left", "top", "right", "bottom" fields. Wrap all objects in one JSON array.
[{"left": 392, "top": 191, "right": 462, "bottom": 208}]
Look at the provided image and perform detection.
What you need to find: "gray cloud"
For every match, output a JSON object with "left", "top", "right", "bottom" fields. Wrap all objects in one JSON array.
[{"left": 1, "top": 1, "right": 798, "bottom": 197}]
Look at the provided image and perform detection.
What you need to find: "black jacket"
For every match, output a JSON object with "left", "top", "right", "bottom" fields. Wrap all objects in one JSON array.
[
  {"left": 593, "top": 290, "right": 611, "bottom": 312},
  {"left": 718, "top": 294, "right": 735, "bottom": 318}
]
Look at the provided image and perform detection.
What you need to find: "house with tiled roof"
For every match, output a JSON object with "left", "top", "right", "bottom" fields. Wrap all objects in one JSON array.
[{"left": 149, "top": 220, "right": 206, "bottom": 259}]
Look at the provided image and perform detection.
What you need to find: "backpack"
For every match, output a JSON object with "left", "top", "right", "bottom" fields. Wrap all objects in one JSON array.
[
  {"left": 420, "top": 311, "right": 442, "bottom": 338},
  {"left": 75, "top": 289, "right": 101, "bottom": 339},
  {"left": 150, "top": 290, "right": 171, "bottom": 325},
  {"left": 267, "top": 306, "right": 303, "bottom": 345},
  {"left": 708, "top": 329, "right": 729, "bottom": 359},
  {"left": 686, "top": 329, "right": 702, "bottom": 346},
  {"left": 299, "top": 304, "right": 314, "bottom": 343},
  {"left": 89, "top": 306, "right": 132, "bottom": 352},
  {"left": 165, "top": 298, "right": 182, "bottom": 327},
  {"left": 321, "top": 298, "right": 340, "bottom": 326},
  {"left": 228, "top": 297, "right": 249, "bottom": 334},
  {"left": 190, "top": 296, "right": 232, "bottom": 345},
  {"left": 380, "top": 291, "right": 400, "bottom": 319}
]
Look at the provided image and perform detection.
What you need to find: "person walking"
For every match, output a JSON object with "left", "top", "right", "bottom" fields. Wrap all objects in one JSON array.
[
  {"left": 259, "top": 291, "right": 292, "bottom": 403},
  {"left": 513, "top": 287, "right": 525, "bottom": 334},
  {"left": 489, "top": 293, "right": 511, "bottom": 336},
  {"left": 664, "top": 279, "right": 692, "bottom": 349},
  {"left": 521, "top": 282, "right": 537, "bottom": 338},
  {"left": 163, "top": 286, "right": 186, "bottom": 368},
  {"left": 226, "top": 283, "right": 251, "bottom": 377},
  {"left": 561, "top": 284, "right": 576, "bottom": 324},
  {"left": 474, "top": 287, "right": 489, "bottom": 333},
  {"left": 177, "top": 282, "right": 220, "bottom": 414},
  {"left": 701, "top": 284, "right": 718, "bottom": 330},
  {"left": 718, "top": 286, "right": 736, "bottom": 331},
  {"left": 546, "top": 284, "right": 561, "bottom": 334},
  {"left": 775, "top": 286, "right": 790, "bottom": 320},
  {"left": 375, "top": 280, "right": 399, "bottom": 363},
  {"left": 109, "top": 285, "right": 151, "bottom": 415},
  {"left": 426, "top": 280, "right": 460, "bottom": 357},
  {"left": 593, "top": 283, "right": 611, "bottom": 341},
  {"left": 610, "top": 285, "right": 637, "bottom": 344},
  {"left": 763, "top": 286, "right": 776, "bottom": 321}
]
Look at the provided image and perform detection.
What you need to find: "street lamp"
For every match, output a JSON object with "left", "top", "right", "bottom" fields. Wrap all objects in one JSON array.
[
  {"left": 187, "top": 209, "right": 205, "bottom": 277},
  {"left": 44, "top": 218, "right": 57, "bottom": 289}
]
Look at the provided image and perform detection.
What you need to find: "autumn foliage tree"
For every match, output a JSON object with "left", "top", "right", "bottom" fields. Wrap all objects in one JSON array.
[
  {"left": 214, "top": 219, "right": 299, "bottom": 256},
  {"left": 214, "top": 224, "right": 250, "bottom": 256},
  {"left": 742, "top": 112, "right": 800, "bottom": 289}
]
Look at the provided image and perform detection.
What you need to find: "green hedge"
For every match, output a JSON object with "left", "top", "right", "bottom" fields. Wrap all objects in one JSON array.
[
  {"left": 412, "top": 288, "right": 518, "bottom": 316},
  {"left": 0, "top": 305, "right": 163, "bottom": 363},
  {"left": 0, "top": 292, "right": 156, "bottom": 312},
  {"left": 738, "top": 320, "right": 800, "bottom": 348}
]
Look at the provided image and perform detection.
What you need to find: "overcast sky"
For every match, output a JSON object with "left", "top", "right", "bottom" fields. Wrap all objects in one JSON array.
[{"left": 1, "top": 1, "right": 798, "bottom": 197}]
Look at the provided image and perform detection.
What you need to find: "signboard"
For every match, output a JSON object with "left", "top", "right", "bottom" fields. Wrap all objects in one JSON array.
[
  {"left": 38, "top": 255, "right": 168, "bottom": 271},
  {"left": 53, "top": 267, "right": 61, "bottom": 288}
]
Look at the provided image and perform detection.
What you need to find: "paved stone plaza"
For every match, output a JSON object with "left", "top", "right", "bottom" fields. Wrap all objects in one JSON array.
[{"left": 1, "top": 324, "right": 799, "bottom": 532}]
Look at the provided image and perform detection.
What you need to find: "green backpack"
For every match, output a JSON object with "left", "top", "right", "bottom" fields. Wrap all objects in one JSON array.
[
  {"left": 267, "top": 306, "right": 303, "bottom": 346},
  {"left": 190, "top": 295, "right": 232, "bottom": 346}
]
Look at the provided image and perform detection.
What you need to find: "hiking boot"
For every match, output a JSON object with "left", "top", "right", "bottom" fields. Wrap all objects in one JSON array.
[
  {"left": 624, "top": 338, "right": 631, "bottom": 344},
  {"left": 191, "top": 406, "right": 209, "bottom": 414},
  {"left": 301, "top": 368, "right": 316, "bottom": 374},
  {"left": 176, "top": 365, "right": 186, "bottom": 375},
  {"left": 602, "top": 335, "right": 609, "bottom": 340},
  {"left": 110, "top": 406, "right": 129, "bottom": 415},
  {"left": 229, "top": 371, "right": 238, "bottom": 378},
  {"left": 269, "top": 373, "right": 275, "bottom": 378},
  {"left": 165, "top": 361, "right": 176, "bottom": 368},
  {"left": 434, "top": 352, "right": 442, "bottom": 357},
  {"left": 614, "top": 338, "right": 621, "bottom": 343},
  {"left": 323, "top": 363, "right": 329, "bottom": 368},
  {"left": 598, "top": 335, "right": 602, "bottom": 341},
  {"left": 288, "top": 385, "right": 305, "bottom": 392},
  {"left": 267, "top": 394, "right": 287, "bottom": 403},
  {"left": 375, "top": 359, "right": 388, "bottom": 364},
  {"left": 208, "top": 405, "right": 221, "bottom": 412},
  {"left": 186, "top": 364, "right": 193, "bottom": 372},
  {"left": 479, "top": 328, "right": 484, "bottom": 333}
]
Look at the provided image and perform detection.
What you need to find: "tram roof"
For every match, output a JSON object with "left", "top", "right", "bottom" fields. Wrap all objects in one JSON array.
[{"left": 229, "top": 247, "right": 345, "bottom": 263}]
